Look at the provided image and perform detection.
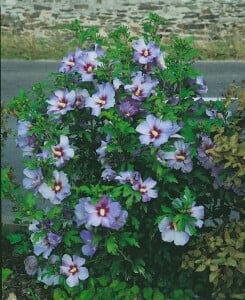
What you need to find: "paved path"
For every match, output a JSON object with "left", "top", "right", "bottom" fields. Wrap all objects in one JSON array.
[{"left": 1, "top": 60, "right": 245, "bottom": 225}]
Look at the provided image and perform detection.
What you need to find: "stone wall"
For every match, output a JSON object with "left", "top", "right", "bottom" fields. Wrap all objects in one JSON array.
[{"left": 1, "top": 0, "right": 245, "bottom": 42}]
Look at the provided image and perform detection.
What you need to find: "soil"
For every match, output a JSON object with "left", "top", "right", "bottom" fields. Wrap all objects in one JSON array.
[{"left": 2, "top": 237, "right": 53, "bottom": 300}]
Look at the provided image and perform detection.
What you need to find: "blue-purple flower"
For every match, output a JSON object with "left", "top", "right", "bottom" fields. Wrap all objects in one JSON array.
[
  {"left": 17, "top": 120, "right": 32, "bottom": 136},
  {"left": 101, "top": 166, "right": 117, "bottom": 181},
  {"left": 85, "top": 82, "right": 115, "bottom": 116},
  {"left": 80, "top": 230, "right": 98, "bottom": 257},
  {"left": 159, "top": 141, "right": 193, "bottom": 173},
  {"left": 115, "top": 170, "right": 140, "bottom": 185},
  {"left": 32, "top": 232, "right": 62, "bottom": 259},
  {"left": 38, "top": 170, "right": 71, "bottom": 204},
  {"left": 23, "top": 167, "right": 43, "bottom": 193},
  {"left": 52, "top": 135, "right": 74, "bottom": 167},
  {"left": 46, "top": 89, "right": 75, "bottom": 116},
  {"left": 60, "top": 254, "right": 89, "bottom": 287},
  {"left": 158, "top": 217, "right": 190, "bottom": 246},
  {"left": 132, "top": 39, "right": 161, "bottom": 65},
  {"left": 118, "top": 98, "right": 141, "bottom": 118},
  {"left": 124, "top": 72, "right": 158, "bottom": 101},
  {"left": 84, "top": 195, "right": 128, "bottom": 229},
  {"left": 74, "top": 197, "right": 90, "bottom": 227},
  {"left": 136, "top": 114, "right": 181, "bottom": 147},
  {"left": 16, "top": 135, "right": 36, "bottom": 156},
  {"left": 187, "top": 76, "right": 208, "bottom": 95},
  {"left": 24, "top": 255, "right": 39, "bottom": 275},
  {"left": 197, "top": 135, "right": 215, "bottom": 169},
  {"left": 59, "top": 48, "right": 83, "bottom": 73},
  {"left": 72, "top": 89, "right": 90, "bottom": 109},
  {"left": 132, "top": 176, "right": 158, "bottom": 202}
]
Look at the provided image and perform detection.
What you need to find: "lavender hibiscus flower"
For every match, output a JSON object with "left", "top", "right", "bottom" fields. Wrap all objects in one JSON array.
[
  {"left": 101, "top": 166, "right": 117, "bottom": 181},
  {"left": 51, "top": 135, "right": 74, "bottom": 167},
  {"left": 80, "top": 230, "right": 98, "bottom": 257},
  {"left": 46, "top": 89, "right": 75, "bottom": 116},
  {"left": 119, "top": 98, "right": 141, "bottom": 118},
  {"left": 32, "top": 232, "right": 62, "bottom": 259},
  {"left": 23, "top": 167, "right": 43, "bottom": 193},
  {"left": 124, "top": 72, "right": 158, "bottom": 101},
  {"left": 132, "top": 38, "right": 161, "bottom": 65},
  {"left": 38, "top": 170, "right": 71, "bottom": 204},
  {"left": 59, "top": 48, "right": 83, "bottom": 73},
  {"left": 60, "top": 254, "right": 89, "bottom": 287},
  {"left": 136, "top": 114, "right": 181, "bottom": 147},
  {"left": 72, "top": 89, "right": 90, "bottom": 109},
  {"left": 158, "top": 217, "right": 190, "bottom": 246},
  {"left": 132, "top": 176, "right": 158, "bottom": 202},
  {"left": 85, "top": 82, "right": 115, "bottom": 116},
  {"left": 84, "top": 195, "right": 128, "bottom": 229},
  {"left": 115, "top": 170, "right": 140, "bottom": 185},
  {"left": 75, "top": 197, "right": 90, "bottom": 227},
  {"left": 160, "top": 140, "right": 193, "bottom": 173},
  {"left": 197, "top": 135, "right": 215, "bottom": 169}
]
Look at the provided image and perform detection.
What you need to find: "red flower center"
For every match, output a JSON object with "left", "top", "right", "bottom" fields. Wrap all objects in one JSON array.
[
  {"left": 96, "top": 203, "right": 109, "bottom": 217},
  {"left": 142, "top": 49, "right": 150, "bottom": 57},
  {"left": 69, "top": 265, "right": 78, "bottom": 275},
  {"left": 150, "top": 127, "right": 161, "bottom": 139},
  {"left": 96, "top": 96, "right": 107, "bottom": 107},
  {"left": 134, "top": 87, "right": 143, "bottom": 97},
  {"left": 53, "top": 147, "right": 63, "bottom": 158},
  {"left": 84, "top": 63, "right": 94, "bottom": 74},
  {"left": 54, "top": 182, "right": 62, "bottom": 193},
  {"left": 58, "top": 98, "right": 67, "bottom": 109}
]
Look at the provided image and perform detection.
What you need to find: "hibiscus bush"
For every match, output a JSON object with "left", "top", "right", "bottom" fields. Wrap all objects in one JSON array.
[{"left": 3, "top": 13, "right": 244, "bottom": 299}]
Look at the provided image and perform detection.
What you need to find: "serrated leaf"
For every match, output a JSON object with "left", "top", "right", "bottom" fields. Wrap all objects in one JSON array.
[{"left": 106, "top": 236, "right": 118, "bottom": 255}]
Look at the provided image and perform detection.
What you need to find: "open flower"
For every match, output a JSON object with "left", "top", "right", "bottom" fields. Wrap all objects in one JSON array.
[
  {"left": 72, "top": 89, "right": 89, "bottom": 109},
  {"left": 160, "top": 141, "right": 193, "bottom": 173},
  {"left": 60, "top": 254, "right": 89, "bottom": 287},
  {"left": 115, "top": 170, "right": 140, "bottom": 185},
  {"left": 85, "top": 82, "right": 115, "bottom": 116},
  {"left": 132, "top": 38, "right": 161, "bottom": 65},
  {"left": 124, "top": 72, "right": 158, "bottom": 101},
  {"left": 132, "top": 176, "right": 158, "bottom": 202},
  {"left": 51, "top": 135, "right": 74, "bottom": 167},
  {"left": 23, "top": 167, "right": 43, "bottom": 193},
  {"left": 136, "top": 114, "right": 181, "bottom": 147},
  {"left": 74, "top": 198, "right": 90, "bottom": 227},
  {"left": 84, "top": 195, "right": 127, "bottom": 228},
  {"left": 32, "top": 232, "right": 62, "bottom": 259},
  {"left": 38, "top": 170, "right": 71, "bottom": 204},
  {"left": 158, "top": 217, "right": 190, "bottom": 246},
  {"left": 46, "top": 89, "right": 75, "bottom": 116},
  {"left": 118, "top": 98, "right": 141, "bottom": 118},
  {"left": 59, "top": 48, "right": 83, "bottom": 73}
]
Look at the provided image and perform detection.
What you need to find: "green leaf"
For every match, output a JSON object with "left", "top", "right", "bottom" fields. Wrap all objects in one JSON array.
[
  {"left": 6, "top": 233, "right": 24, "bottom": 245},
  {"left": 97, "top": 276, "right": 110, "bottom": 287},
  {"left": 143, "top": 287, "right": 153, "bottom": 300},
  {"left": 106, "top": 236, "right": 118, "bottom": 255},
  {"left": 153, "top": 289, "right": 165, "bottom": 300},
  {"left": 53, "top": 288, "right": 68, "bottom": 300},
  {"left": 63, "top": 230, "right": 81, "bottom": 247},
  {"left": 2, "top": 268, "right": 13, "bottom": 283}
]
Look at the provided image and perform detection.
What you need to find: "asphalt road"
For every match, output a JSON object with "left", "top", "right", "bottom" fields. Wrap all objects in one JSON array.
[{"left": 1, "top": 60, "right": 245, "bottom": 225}]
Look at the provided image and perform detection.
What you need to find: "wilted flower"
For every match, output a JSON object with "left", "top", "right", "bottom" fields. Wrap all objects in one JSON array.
[
  {"left": 24, "top": 255, "right": 39, "bottom": 275},
  {"left": 16, "top": 135, "right": 36, "bottom": 156},
  {"left": 118, "top": 98, "right": 141, "bottom": 118},
  {"left": 52, "top": 135, "right": 74, "bottom": 167},
  {"left": 115, "top": 170, "right": 140, "bottom": 185},
  {"left": 158, "top": 217, "right": 190, "bottom": 246},
  {"left": 80, "top": 230, "right": 98, "bottom": 257},
  {"left": 38, "top": 170, "right": 71, "bottom": 204},
  {"left": 29, "top": 219, "right": 54, "bottom": 233},
  {"left": 136, "top": 114, "right": 181, "bottom": 147},
  {"left": 101, "top": 166, "right": 117, "bottom": 181},
  {"left": 32, "top": 232, "right": 62, "bottom": 259},
  {"left": 46, "top": 89, "right": 75, "bottom": 116},
  {"left": 85, "top": 82, "right": 115, "bottom": 116},
  {"left": 132, "top": 176, "right": 158, "bottom": 202},
  {"left": 187, "top": 76, "right": 208, "bottom": 95},
  {"left": 124, "top": 72, "right": 158, "bottom": 101},
  {"left": 60, "top": 254, "right": 89, "bottom": 287},
  {"left": 197, "top": 135, "right": 215, "bottom": 169},
  {"left": 160, "top": 141, "right": 193, "bottom": 173},
  {"left": 23, "top": 167, "right": 43, "bottom": 192}
]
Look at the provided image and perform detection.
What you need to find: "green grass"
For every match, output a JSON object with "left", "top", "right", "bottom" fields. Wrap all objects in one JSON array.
[{"left": 1, "top": 30, "right": 245, "bottom": 60}]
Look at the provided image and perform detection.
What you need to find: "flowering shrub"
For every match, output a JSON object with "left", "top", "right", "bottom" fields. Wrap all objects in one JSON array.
[{"left": 3, "top": 13, "right": 244, "bottom": 299}]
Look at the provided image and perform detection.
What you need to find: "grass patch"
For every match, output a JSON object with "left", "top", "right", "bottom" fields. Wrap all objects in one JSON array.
[{"left": 1, "top": 30, "right": 245, "bottom": 60}]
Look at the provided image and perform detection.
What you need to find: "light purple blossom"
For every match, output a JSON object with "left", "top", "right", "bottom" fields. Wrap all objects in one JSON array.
[
  {"left": 113, "top": 78, "right": 123, "bottom": 90},
  {"left": 52, "top": 135, "right": 74, "bottom": 167},
  {"left": 38, "top": 170, "right": 71, "bottom": 204},
  {"left": 72, "top": 89, "right": 90, "bottom": 109},
  {"left": 190, "top": 203, "right": 204, "bottom": 228},
  {"left": 136, "top": 114, "right": 181, "bottom": 147},
  {"left": 187, "top": 76, "right": 208, "bottom": 95},
  {"left": 115, "top": 170, "right": 140, "bottom": 185},
  {"left": 84, "top": 195, "right": 128, "bottom": 229},
  {"left": 32, "top": 232, "right": 62, "bottom": 259},
  {"left": 101, "top": 166, "right": 117, "bottom": 181},
  {"left": 75, "top": 50, "right": 103, "bottom": 81},
  {"left": 109, "top": 210, "right": 128, "bottom": 230},
  {"left": 23, "top": 167, "right": 43, "bottom": 192},
  {"left": 59, "top": 48, "right": 83, "bottom": 73},
  {"left": 17, "top": 120, "right": 32, "bottom": 136},
  {"left": 36, "top": 149, "right": 50, "bottom": 160},
  {"left": 24, "top": 255, "right": 39, "bottom": 275},
  {"left": 132, "top": 176, "right": 158, "bottom": 202},
  {"left": 46, "top": 89, "right": 75, "bottom": 116},
  {"left": 160, "top": 141, "right": 193, "bottom": 173},
  {"left": 38, "top": 268, "right": 60, "bottom": 286},
  {"left": 80, "top": 230, "right": 98, "bottom": 257},
  {"left": 132, "top": 38, "right": 161, "bottom": 65},
  {"left": 119, "top": 98, "right": 141, "bottom": 118},
  {"left": 124, "top": 72, "right": 158, "bottom": 101},
  {"left": 197, "top": 135, "right": 215, "bottom": 169},
  {"left": 75, "top": 197, "right": 90, "bottom": 227},
  {"left": 85, "top": 82, "right": 115, "bottom": 116},
  {"left": 29, "top": 219, "right": 54, "bottom": 233},
  {"left": 60, "top": 254, "right": 89, "bottom": 287},
  {"left": 16, "top": 135, "right": 36, "bottom": 156},
  {"left": 158, "top": 217, "right": 190, "bottom": 246}
]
